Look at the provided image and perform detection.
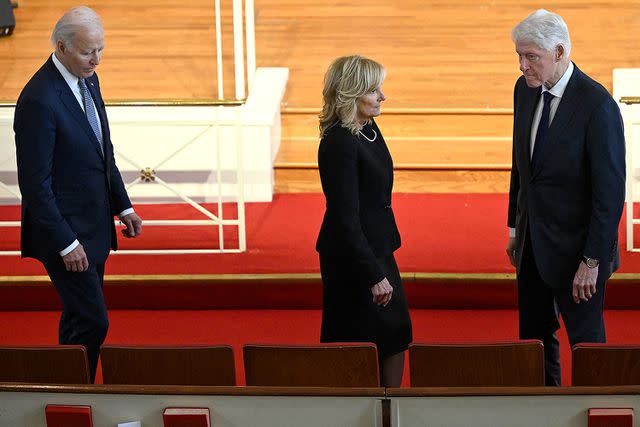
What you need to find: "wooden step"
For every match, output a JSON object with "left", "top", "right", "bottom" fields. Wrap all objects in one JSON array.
[
  {"left": 276, "top": 109, "right": 513, "bottom": 193},
  {"left": 274, "top": 168, "right": 510, "bottom": 193},
  {"left": 282, "top": 109, "right": 513, "bottom": 138},
  {"left": 275, "top": 136, "right": 511, "bottom": 168}
]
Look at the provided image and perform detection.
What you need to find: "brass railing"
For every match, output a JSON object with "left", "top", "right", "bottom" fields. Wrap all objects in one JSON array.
[
  {"left": 621, "top": 96, "right": 640, "bottom": 105},
  {"left": 0, "top": 99, "right": 244, "bottom": 107}
]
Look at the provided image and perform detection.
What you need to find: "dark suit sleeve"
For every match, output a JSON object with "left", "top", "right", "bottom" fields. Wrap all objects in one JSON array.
[
  {"left": 583, "top": 97, "right": 626, "bottom": 260},
  {"left": 319, "top": 131, "right": 385, "bottom": 286},
  {"left": 507, "top": 82, "right": 520, "bottom": 229},
  {"left": 14, "top": 97, "right": 77, "bottom": 252}
]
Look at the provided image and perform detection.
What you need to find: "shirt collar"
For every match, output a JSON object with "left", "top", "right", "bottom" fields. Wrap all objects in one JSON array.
[
  {"left": 51, "top": 52, "right": 81, "bottom": 89},
  {"left": 542, "top": 61, "right": 574, "bottom": 99}
]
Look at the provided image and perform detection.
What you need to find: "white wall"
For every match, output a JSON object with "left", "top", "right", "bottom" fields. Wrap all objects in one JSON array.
[
  {"left": 0, "top": 389, "right": 382, "bottom": 427},
  {"left": 613, "top": 68, "right": 640, "bottom": 202},
  {"left": 0, "top": 67, "right": 288, "bottom": 204}
]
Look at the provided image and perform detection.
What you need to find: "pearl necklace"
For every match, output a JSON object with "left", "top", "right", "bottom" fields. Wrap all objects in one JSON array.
[{"left": 358, "top": 126, "right": 377, "bottom": 142}]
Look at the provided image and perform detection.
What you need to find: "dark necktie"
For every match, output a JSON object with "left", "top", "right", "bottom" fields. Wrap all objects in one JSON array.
[
  {"left": 531, "top": 91, "right": 554, "bottom": 167},
  {"left": 78, "top": 78, "right": 103, "bottom": 153}
]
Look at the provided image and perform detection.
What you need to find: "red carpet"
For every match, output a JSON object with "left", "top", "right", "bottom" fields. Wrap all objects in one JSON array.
[
  {"left": 3, "top": 193, "right": 640, "bottom": 310},
  {"left": 2, "top": 308, "right": 640, "bottom": 387},
  {"left": 2, "top": 193, "right": 640, "bottom": 276}
]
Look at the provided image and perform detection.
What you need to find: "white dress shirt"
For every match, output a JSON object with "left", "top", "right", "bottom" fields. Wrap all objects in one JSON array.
[
  {"left": 51, "top": 53, "right": 134, "bottom": 256},
  {"left": 509, "top": 62, "right": 574, "bottom": 239}
]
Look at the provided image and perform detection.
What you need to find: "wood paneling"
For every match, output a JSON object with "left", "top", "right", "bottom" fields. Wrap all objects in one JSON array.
[
  {"left": 409, "top": 341, "right": 545, "bottom": 387},
  {"left": 275, "top": 168, "right": 510, "bottom": 193},
  {"left": 3, "top": 0, "right": 637, "bottom": 106},
  {"left": 2, "top": 1, "right": 636, "bottom": 192},
  {"left": 101, "top": 345, "right": 237, "bottom": 386},
  {"left": 572, "top": 344, "right": 640, "bottom": 386},
  {"left": 243, "top": 344, "right": 380, "bottom": 387},
  {"left": 0, "top": 346, "right": 90, "bottom": 384}
]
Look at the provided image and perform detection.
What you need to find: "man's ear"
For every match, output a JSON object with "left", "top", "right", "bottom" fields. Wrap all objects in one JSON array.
[{"left": 555, "top": 44, "right": 565, "bottom": 62}]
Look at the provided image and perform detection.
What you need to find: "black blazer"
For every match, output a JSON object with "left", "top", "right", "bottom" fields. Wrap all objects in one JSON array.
[
  {"left": 508, "top": 63, "right": 625, "bottom": 287},
  {"left": 316, "top": 120, "right": 401, "bottom": 286},
  {"left": 14, "top": 56, "right": 132, "bottom": 263}
]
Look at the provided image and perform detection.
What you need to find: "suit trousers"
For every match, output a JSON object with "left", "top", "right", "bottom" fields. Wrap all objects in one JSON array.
[
  {"left": 43, "top": 257, "right": 109, "bottom": 383},
  {"left": 518, "top": 231, "right": 606, "bottom": 386}
]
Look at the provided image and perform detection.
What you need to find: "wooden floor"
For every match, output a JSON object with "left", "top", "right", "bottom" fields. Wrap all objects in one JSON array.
[{"left": 1, "top": 0, "right": 638, "bottom": 192}]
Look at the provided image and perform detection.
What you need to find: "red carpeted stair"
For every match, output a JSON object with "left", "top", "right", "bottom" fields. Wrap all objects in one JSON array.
[
  {"left": 2, "top": 193, "right": 640, "bottom": 310},
  {"left": 2, "top": 192, "right": 640, "bottom": 276}
]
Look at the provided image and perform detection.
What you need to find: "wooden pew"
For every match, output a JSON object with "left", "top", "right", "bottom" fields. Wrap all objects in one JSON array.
[
  {"left": 100, "top": 345, "right": 236, "bottom": 386},
  {"left": 0, "top": 345, "right": 89, "bottom": 384},
  {"left": 243, "top": 343, "right": 379, "bottom": 387},
  {"left": 572, "top": 344, "right": 640, "bottom": 386},
  {"left": 409, "top": 341, "right": 544, "bottom": 387}
]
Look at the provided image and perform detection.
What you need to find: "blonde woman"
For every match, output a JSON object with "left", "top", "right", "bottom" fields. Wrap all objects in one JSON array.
[{"left": 315, "top": 55, "right": 412, "bottom": 387}]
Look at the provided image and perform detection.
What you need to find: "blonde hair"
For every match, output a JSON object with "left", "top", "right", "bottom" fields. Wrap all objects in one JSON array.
[{"left": 319, "top": 55, "right": 385, "bottom": 137}]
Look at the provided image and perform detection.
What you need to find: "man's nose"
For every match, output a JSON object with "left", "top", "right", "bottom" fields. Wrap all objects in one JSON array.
[{"left": 519, "top": 58, "right": 528, "bottom": 73}]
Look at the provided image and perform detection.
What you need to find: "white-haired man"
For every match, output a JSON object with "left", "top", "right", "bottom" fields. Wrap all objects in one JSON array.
[
  {"left": 506, "top": 9, "right": 625, "bottom": 386},
  {"left": 14, "top": 6, "right": 142, "bottom": 382}
]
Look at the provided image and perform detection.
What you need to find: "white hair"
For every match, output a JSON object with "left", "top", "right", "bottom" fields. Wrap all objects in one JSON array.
[
  {"left": 512, "top": 9, "right": 571, "bottom": 57},
  {"left": 50, "top": 6, "right": 103, "bottom": 48}
]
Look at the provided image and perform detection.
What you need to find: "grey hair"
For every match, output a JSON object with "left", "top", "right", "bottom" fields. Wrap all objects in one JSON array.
[
  {"left": 319, "top": 55, "right": 385, "bottom": 137},
  {"left": 512, "top": 9, "right": 571, "bottom": 57},
  {"left": 50, "top": 6, "right": 103, "bottom": 48}
]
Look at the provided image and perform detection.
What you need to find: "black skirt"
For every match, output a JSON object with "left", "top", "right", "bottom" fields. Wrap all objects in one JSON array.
[{"left": 319, "top": 252, "right": 413, "bottom": 358}]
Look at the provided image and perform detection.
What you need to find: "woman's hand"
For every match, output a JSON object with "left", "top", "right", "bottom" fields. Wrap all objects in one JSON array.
[{"left": 371, "top": 277, "right": 393, "bottom": 306}]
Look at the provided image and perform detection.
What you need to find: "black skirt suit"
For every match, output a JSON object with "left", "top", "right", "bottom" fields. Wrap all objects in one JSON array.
[{"left": 316, "top": 120, "right": 412, "bottom": 358}]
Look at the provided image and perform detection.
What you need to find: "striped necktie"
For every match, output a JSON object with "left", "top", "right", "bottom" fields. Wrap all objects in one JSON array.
[{"left": 78, "top": 78, "right": 103, "bottom": 153}]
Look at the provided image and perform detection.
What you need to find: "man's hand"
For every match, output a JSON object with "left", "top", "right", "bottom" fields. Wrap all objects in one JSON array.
[
  {"left": 120, "top": 212, "right": 142, "bottom": 238},
  {"left": 371, "top": 277, "right": 393, "bottom": 307},
  {"left": 62, "top": 244, "right": 89, "bottom": 272},
  {"left": 506, "top": 237, "right": 517, "bottom": 267},
  {"left": 572, "top": 261, "right": 598, "bottom": 304}
]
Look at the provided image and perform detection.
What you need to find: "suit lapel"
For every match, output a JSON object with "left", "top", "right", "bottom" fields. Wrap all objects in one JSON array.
[
  {"left": 531, "top": 64, "right": 580, "bottom": 178},
  {"left": 518, "top": 84, "right": 540, "bottom": 179},
  {"left": 47, "top": 59, "right": 104, "bottom": 160},
  {"left": 546, "top": 65, "right": 580, "bottom": 145}
]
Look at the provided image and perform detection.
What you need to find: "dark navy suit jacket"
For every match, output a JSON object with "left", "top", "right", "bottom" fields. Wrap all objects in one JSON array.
[
  {"left": 316, "top": 120, "right": 401, "bottom": 286},
  {"left": 14, "top": 56, "right": 131, "bottom": 264},
  {"left": 508, "top": 63, "right": 625, "bottom": 288}
]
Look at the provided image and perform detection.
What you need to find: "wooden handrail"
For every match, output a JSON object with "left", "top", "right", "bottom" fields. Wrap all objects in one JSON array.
[
  {"left": 0, "top": 100, "right": 244, "bottom": 107},
  {"left": 282, "top": 107, "right": 513, "bottom": 115},
  {"left": 387, "top": 385, "right": 640, "bottom": 396},
  {"left": 4, "top": 271, "right": 640, "bottom": 286},
  {"left": 273, "top": 162, "right": 512, "bottom": 171},
  {"left": 2, "top": 383, "right": 640, "bottom": 397},
  {"left": 0, "top": 383, "right": 385, "bottom": 397}
]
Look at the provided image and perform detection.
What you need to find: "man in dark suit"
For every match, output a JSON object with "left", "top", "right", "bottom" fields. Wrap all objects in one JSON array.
[
  {"left": 507, "top": 10, "right": 625, "bottom": 385},
  {"left": 14, "top": 6, "right": 142, "bottom": 382},
  {"left": 506, "top": 9, "right": 625, "bottom": 386}
]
